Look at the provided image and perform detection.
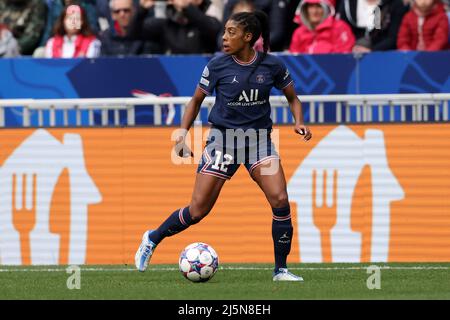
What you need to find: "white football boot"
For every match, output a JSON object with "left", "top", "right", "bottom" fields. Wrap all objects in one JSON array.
[
  {"left": 135, "top": 230, "right": 157, "bottom": 272},
  {"left": 273, "top": 268, "right": 304, "bottom": 281}
]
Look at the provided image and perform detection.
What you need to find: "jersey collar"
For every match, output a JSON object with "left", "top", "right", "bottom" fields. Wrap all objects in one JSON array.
[{"left": 232, "top": 50, "right": 258, "bottom": 66}]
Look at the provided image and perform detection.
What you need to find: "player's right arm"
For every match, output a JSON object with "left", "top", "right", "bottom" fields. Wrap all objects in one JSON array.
[
  {"left": 180, "top": 87, "right": 206, "bottom": 133},
  {"left": 174, "top": 87, "right": 206, "bottom": 157},
  {"left": 175, "top": 58, "right": 218, "bottom": 157}
]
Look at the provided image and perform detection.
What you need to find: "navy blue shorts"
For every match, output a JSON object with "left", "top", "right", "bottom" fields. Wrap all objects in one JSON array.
[{"left": 196, "top": 128, "right": 279, "bottom": 180}]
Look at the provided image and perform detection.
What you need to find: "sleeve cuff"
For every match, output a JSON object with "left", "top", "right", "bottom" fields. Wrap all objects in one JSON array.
[
  {"left": 279, "top": 80, "right": 294, "bottom": 90},
  {"left": 197, "top": 85, "right": 211, "bottom": 96}
]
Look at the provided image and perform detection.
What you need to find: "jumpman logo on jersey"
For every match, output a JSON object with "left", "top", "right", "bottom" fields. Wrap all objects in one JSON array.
[{"left": 231, "top": 76, "right": 239, "bottom": 84}]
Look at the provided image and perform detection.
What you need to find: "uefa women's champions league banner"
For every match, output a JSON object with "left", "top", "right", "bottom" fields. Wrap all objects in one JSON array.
[{"left": 0, "top": 124, "right": 449, "bottom": 265}]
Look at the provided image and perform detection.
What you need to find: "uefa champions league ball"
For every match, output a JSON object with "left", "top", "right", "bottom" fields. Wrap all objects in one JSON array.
[{"left": 179, "top": 242, "right": 219, "bottom": 282}]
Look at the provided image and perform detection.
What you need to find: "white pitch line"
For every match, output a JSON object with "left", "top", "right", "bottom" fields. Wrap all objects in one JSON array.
[{"left": 0, "top": 266, "right": 449, "bottom": 272}]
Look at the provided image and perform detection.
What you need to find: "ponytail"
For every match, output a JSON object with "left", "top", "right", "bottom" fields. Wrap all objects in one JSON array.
[{"left": 253, "top": 10, "right": 270, "bottom": 54}]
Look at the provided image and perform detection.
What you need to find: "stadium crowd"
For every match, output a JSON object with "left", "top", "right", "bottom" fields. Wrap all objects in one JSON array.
[{"left": 0, "top": 0, "right": 449, "bottom": 57}]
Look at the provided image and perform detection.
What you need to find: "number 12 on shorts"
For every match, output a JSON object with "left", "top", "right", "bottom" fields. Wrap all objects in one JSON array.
[{"left": 211, "top": 151, "right": 233, "bottom": 173}]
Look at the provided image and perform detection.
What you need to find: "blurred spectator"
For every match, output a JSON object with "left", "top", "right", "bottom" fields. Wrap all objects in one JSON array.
[
  {"left": 96, "top": 0, "right": 141, "bottom": 31},
  {"left": 40, "top": 0, "right": 100, "bottom": 47},
  {"left": 99, "top": 0, "right": 153, "bottom": 55},
  {"left": 217, "top": 0, "right": 264, "bottom": 51},
  {"left": 284, "top": 0, "right": 341, "bottom": 50},
  {"left": 398, "top": 0, "right": 448, "bottom": 50},
  {"left": 128, "top": 0, "right": 222, "bottom": 54},
  {"left": 223, "top": 0, "right": 288, "bottom": 51},
  {"left": 44, "top": 4, "right": 101, "bottom": 57},
  {"left": 289, "top": 0, "right": 355, "bottom": 53},
  {"left": 0, "top": 0, "right": 47, "bottom": 55},
  {"left": 338, "top": 0, "right": 409, "bottom": 52},
  {"left": 0, "top": 23, "right": 20, "bottom": 57}
]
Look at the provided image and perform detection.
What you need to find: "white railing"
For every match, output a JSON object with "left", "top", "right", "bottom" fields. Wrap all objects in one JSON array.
[{"left": 0, "top": 93, "right": 449, "bottom": 127}]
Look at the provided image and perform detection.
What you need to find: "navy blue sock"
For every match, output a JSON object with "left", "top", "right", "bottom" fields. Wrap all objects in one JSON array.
[
  {"left": 272, "top": 205, "right": 293, "bottom": 273},
  {"left": 149, "top": 207, "right": 194, "bottom": 245}
]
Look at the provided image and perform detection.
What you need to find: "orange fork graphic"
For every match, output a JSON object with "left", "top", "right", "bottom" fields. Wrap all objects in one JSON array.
[
  {"left": 312, "top": 170, "right": 338, "bottom": 263},
  {"left": 12, "top": 174, "right": 37, "bottom": 265}
]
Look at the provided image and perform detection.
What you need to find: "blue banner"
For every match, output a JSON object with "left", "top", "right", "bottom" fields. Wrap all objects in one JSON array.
[{"left": 0, "top": 51, "right": 449, "bottom": 126}]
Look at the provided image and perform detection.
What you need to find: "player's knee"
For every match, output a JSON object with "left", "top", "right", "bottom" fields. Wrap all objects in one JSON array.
[
  {"left": 270, "top": 193, "right": 289, "bottom": 208},
  {"left": 189, "top": 212, "right": 209, "bottom": 224},
  {"left": 189, "top": 213, "right": 203, "bottom": 224},
  {"left": 188, "top": 204, "right": 210, "bottom": 224}
]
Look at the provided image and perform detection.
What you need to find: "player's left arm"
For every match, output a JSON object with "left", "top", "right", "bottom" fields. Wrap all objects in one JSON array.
[{"left": 283, "top": 83, "right": 312, "bottom": 142}]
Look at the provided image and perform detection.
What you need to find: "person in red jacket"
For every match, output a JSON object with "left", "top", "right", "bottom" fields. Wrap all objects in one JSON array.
[
  {"left": 397, "top": 0, "right": 449, "bottom": 51},
  {"left": 289, "top": 0, "right": 355, "bottom": 54},
  {"left": 45, "top": 4, "right": 101, "bottom": 58}
]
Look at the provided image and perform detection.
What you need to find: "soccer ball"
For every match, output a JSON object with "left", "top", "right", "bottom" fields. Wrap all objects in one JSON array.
[{"left": 178, "top": 242, "right": 219, "bottom": 282}]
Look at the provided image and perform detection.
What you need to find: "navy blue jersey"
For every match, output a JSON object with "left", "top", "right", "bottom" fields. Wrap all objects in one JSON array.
[{"left": 197, "top": 51, "right": 293, "bottom": 130}]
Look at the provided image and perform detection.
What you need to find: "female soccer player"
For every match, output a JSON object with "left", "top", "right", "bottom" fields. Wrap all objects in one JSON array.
[{"left": 135, "top": 10, "right": 312, "bottom": 281}]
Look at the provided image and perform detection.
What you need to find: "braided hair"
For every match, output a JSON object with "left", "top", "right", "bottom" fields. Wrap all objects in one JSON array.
[{"left": 229, "top": 10, "right": 270, "bottom": 54}]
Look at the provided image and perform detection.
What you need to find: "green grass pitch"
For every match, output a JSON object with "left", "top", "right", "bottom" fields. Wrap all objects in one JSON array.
[{"left": 0, "top": 263, "right": 449, "bottom": 300}]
